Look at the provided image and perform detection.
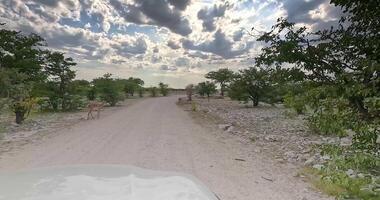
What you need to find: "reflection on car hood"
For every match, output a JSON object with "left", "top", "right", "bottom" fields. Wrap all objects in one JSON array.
[{"left": 0, "top": 165, "right": 218, "bottom": 200}]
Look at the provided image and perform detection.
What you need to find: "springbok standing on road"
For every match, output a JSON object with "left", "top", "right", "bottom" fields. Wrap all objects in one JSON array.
[{"left": 87, "top": 101, "right": 105, "bottom": 120}]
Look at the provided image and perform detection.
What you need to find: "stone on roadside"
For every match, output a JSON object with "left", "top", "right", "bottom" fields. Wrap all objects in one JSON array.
[
  {"left": 312, "top": 164, "right": 324, "bottom": 170},
  {"left": 304, "top": 157, "right": 316, "bottom": 166}
]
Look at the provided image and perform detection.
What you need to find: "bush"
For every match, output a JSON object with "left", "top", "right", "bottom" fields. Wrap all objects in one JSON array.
[
  {"left": 312, "top": 144, "right": 380, "bottom": 200},
  {"left": 93, "top": 73, "right": 124, "bottom": 106},
  {"left": 150, "top": 87, "right": 157, "bottom": 97},
  {"left": 158, "top": 82, "right": 169, "bottom": 96},
  {"left": 284, "top": 93, "right": 306, "bottom": 114},
  {"left": 66, "top": 95, "right": 87, "bottom": 111}
]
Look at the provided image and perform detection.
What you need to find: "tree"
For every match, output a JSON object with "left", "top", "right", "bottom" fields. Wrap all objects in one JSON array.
[
  {"left": 0, "top": 27, "right": 46, "bottom": 123},
  {"left": 196, "top": 81, "right": 216, "bottom": 101},
  {"left": 228, "top": 67, "right": 273, "bottom": 107},
  {"left": 70, "top": 80, "right": 91, "bottom": 97},
  {"left": 123, "top": 77, "right": 144, "bottom": 97},
  {"left": 93, "top": 73, "right": 123, "bottom": 106},
  {"left": 137, "top": 86, "right": 144, "bottom": 98},
  {"left": 255, "top": 1, "right": 379, "bottom": 150},
  {"left": 158, "top": 82, "right": 169, "bottom": 96},
  {"left": 205, "top": 68, "right": 234, "bottom": 97},
  {"left": 44, "top": 52, "right": 76, "bottom": 110},
  {"left": 150, "top": 87, "right": 157, "bottom": 97}
]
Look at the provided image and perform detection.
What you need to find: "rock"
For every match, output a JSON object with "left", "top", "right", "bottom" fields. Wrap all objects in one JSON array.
[
  {"left": 357, "top": 173, "right": 365, "bottom": 178},
  {"left": 264, "top": 135, "right": 277, "bottom": 142},
  {"left": 312, "top": 164, "right": 324, "bottom": 170},
  {"left": 340, "top": 137, "right": 352, "bottom": 146},
  {"left": 376, "top": 134, "right": 380, "bottom": 144},
  {"left": 321, "top": 155, "right": 331, "bottom": 161},
  {"left": 345, "top": 169, "right": 354, "bottom": 177},
  {"left": 304, "top": 157, "right": 316, "bottom": 166},
  {"left": 218, "top": 124, "right": 231, "bottom": 131},
  {"left": 226, "top": 126, "right": 234, "bottom": 132}
]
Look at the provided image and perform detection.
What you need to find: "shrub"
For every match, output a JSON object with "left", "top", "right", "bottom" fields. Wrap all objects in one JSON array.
[
  {"left": 158, "top": 82, "right": 169, "bottom": 96},
  {"left": 93, "top": 73, "right": 124, "bottom": 106},
  {"left": 284, "top": 93, "right": 306, "bottom": 114},
  {"left": 150, "top": 87, "right": 157, "bottom": 97}
]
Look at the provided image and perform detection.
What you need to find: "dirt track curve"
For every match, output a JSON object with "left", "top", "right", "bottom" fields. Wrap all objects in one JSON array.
[{"left": 0, "top": 96, "right": 330, "bottom": 200}]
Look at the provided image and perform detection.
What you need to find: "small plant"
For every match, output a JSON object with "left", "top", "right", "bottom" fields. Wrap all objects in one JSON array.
[{"left": 191, "top": 102, "right": 197, "bottom": 112}]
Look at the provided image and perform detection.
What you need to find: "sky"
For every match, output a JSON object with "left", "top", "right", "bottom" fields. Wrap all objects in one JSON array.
[{"left": 0, "top": 0, "right": 342, "bottom": 88}]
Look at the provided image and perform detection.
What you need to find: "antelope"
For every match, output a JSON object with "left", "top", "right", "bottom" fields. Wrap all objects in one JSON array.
[{"left": 87, "top": 101, "right": 105, "bottom": 120}]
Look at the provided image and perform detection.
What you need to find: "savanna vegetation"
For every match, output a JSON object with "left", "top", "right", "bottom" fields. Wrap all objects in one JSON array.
[
  {"left": 0, "top": 24, "right": 170, "bottom": 125},
  {"left": 190, "top": 1, "right": 379, "bottom": 199}
]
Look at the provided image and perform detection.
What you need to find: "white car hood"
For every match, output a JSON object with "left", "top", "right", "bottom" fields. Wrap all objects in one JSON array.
[{"left": 0, "top": 165, "right": 218, "bottom": 200}]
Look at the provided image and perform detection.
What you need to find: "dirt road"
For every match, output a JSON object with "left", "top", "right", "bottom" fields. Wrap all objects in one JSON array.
[{"left": 0, "top": 96, "right": 330, "bottom": 200}]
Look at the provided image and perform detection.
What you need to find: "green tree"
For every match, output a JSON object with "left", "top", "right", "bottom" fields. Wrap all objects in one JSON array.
[
  {"left": 158, "top": 82, "right": 169, "bottom": 96},
  {"left": 44, "top": 52, "right": 76, "bottom": 110},
  {"left": 255, "top": 1, "right": 379, "bottom": 150},
  {"left": 196, "top": 81, "right": 216, "bottom": 101},
  {"left": 123, "top": 77, "right": 144, "bottom": 97},
  {"left": 70, "top": 80, "right": 91, "bottom": 96},
  {"left": 205, "top": 68, "right": 234, "bottom": 97},
  {"left": 149, "top": 87, "right": 157, "bottom": 97},
  {"left": 0, "top": 26, "right": 46, "bottom": 123},
  {"left": 228, "top": 67, "right": 273, "bottom": 107},
  {"left": 93, "top": 73, "right": 123, "bottom": 106}
]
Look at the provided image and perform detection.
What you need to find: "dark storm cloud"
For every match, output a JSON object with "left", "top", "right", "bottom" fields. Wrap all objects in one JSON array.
[
  {"left": 197, "top": 4, "right": 227, "bottom": 32},
  {"left": 110, "top": 0, "right": 192, "bottom": 36},
  {"left": 281, "top": 0, "right": 342, "bottom": 30},
  {"left": 167, "top": 40, "right": 181, "bottom": 50},
  {"left": 182, "top": 29, "right": 252, "bottom": 59},
  {"left": 109, "top": 0, "right": 147, "bottom": 24}
]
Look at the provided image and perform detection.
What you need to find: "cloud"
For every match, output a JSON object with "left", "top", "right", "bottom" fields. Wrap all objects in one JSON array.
[
  {"left": 185, "top": 51, "right": 209, "bottom": 59},
  {"left": 112, "top": 37, "right": 148, "bottom": 58},
  {"left": 167, "top": 0, "right": 191, "bottom": 11},
  {"left": 197, "top": 4, "right": 227, "bottom": 32},
  {"left": 110, "top": 0, "right": 192, "bottom": 36},
  {"left": 233, "top": 30, "right": 243, "bottom": 41},
  {"left": 281, "top": 0, "right": 341, "bottom": 29},
  {"left": 160, "top": 64, "right": 177, "bottom": 71},
  {"left": 182, "top": 29, "right": 252, "bottom": 59},
  {"left": 109, "top": 0, "right": 148, "bottom": 24},
  {"left": 175, "top": 57, "right": 190, "bottom": 67},
  {"left": 167, "top": 40, "right": 181, "bottom": 49}
]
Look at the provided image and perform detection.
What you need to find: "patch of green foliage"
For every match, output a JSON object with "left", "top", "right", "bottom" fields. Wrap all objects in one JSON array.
[
  {"left": 196, "top": 81, "right": 216, "bottom": 101},
  {"left": 93, "top": 73, "right": 124, "bottom": 106},
  {"left": 158, "top": 82, "right": 169, "bottom": 96},
  {"left": 205, "top": 68, "right": 234, "bottom": 97},
  {"left": 310, "top": 144, "right": 380, "bottom": 200}
]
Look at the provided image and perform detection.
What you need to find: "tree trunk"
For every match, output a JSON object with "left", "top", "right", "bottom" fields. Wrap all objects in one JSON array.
[
  {"left": 15, "top": 111, "right": 25, "bottom": 124},
  {"left": 252, "top": 96, "right": 259, "bottom": 107},
  {"left": 220, "top": 84, "right": 225, "bottom": 97}
]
